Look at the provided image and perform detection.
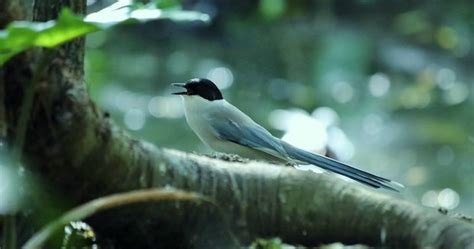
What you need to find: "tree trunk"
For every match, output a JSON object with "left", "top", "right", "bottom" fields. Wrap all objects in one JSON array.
[{"left": 1, "top": 0, "right": 473, "bottom": 248}]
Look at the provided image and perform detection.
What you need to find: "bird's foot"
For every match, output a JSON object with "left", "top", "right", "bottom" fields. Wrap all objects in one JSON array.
[{"left": 205, "top": 152, "right": 250, "bottom": 163}]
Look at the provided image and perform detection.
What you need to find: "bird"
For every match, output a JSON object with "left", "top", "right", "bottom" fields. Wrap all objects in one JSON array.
[{"left": 172, "top": 78, "right": 403, "bottom": 192}]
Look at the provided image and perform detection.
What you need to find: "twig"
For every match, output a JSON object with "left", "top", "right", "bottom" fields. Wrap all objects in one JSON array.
[{"left": 22, "top": 189, "right": 238, "bottom": 249}]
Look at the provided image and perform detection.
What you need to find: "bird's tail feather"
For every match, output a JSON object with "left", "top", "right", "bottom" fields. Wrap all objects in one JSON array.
[{"left": 283, "top": 143, "right": 403, "bottom": 192}]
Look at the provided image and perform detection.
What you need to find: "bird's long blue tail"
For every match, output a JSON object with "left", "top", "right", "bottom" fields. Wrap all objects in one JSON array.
[{"left": 283, "top": 143, "right": 403, "bottom": 192}]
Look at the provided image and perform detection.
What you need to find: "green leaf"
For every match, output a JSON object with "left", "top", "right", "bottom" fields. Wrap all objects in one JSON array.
[
  {"left": 155, "top": 0, "right": 181, "bottom": 9},
  {"left": 250, "top": 238, "right": 284, "bottom": 249},
  {"left": 0, "top": 1, "right": 210, "bottom": 66},
  {"left": 36, "top": 10, "right": 99, "bottom": 47}
]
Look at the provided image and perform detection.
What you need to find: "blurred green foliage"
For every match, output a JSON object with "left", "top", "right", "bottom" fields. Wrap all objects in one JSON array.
[
  {"left": 83, "top": 0, "right": 473, "bottom": 215},
  {"left": 0, "top": 1, "right": 209, "bottom": 65},
  {"left": 250, "top": 238, "right": 284, "bottom": 249}
]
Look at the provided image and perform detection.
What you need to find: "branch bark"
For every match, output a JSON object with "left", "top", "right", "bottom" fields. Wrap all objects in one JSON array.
[{"left": 1, "top": 0, "right": 473, "bottom": 248}]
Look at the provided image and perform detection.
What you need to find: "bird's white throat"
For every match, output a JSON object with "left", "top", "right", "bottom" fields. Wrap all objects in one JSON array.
[{"left": 181, "top": 95, "right": 225, "bottom": 114}]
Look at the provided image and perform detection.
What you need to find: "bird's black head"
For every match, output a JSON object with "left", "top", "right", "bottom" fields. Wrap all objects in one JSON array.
[{"left": 172, "top": 78, "right": 223, "bottom": 101}]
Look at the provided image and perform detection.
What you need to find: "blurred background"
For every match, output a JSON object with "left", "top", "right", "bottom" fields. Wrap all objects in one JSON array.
[{"left": 84, "top": 0, "right": 473, "bottom": 215}]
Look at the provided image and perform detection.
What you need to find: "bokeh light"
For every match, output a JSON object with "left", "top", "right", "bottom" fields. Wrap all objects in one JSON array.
[
  {"left": 0, "top": 164, "right": 20, "bottom": 214},
  {"left": 148, "top": 96, "right": 184, "bottom": 119},
  {"left": 421, "top": 188, "right": 461, "bottom": 210},
  {"left": 207, "top": 67, "right": 234, "bottom": 89},
  {"left": 331, "top": 81, "right": 354, "bottom": 103},
  {"left": 368, "top": 73, "right": 391, "bottom": 97},
  {"left": 124, "top": 108, "right": 146, "bottom": 131},
  {"left": 442, "top": 82, "right": 469, "bottom": 105},
  {"left": 436, "top": 146, "right": 454, "bottom": 166},
  {"left": 269, "top": 109, "right": 327, "bottom": 153},
  {"left": 438, "top": 188, "right": 460, "bottom": 209},
  {"left": 405, "top": 166, "right": 428, "bottom": 186}
]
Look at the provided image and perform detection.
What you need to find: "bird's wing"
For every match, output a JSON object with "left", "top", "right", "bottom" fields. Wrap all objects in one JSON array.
[
  {"left": 210, "top": 118, "right": 289, "bottom": 159},
  {"left": 206, "top": 102, "right": 403, "bottom": 192}
]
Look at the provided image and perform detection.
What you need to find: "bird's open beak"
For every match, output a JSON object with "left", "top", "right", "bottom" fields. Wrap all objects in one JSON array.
[{"left": 171, "top": 83, "right": 188, "bottom": 95}]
